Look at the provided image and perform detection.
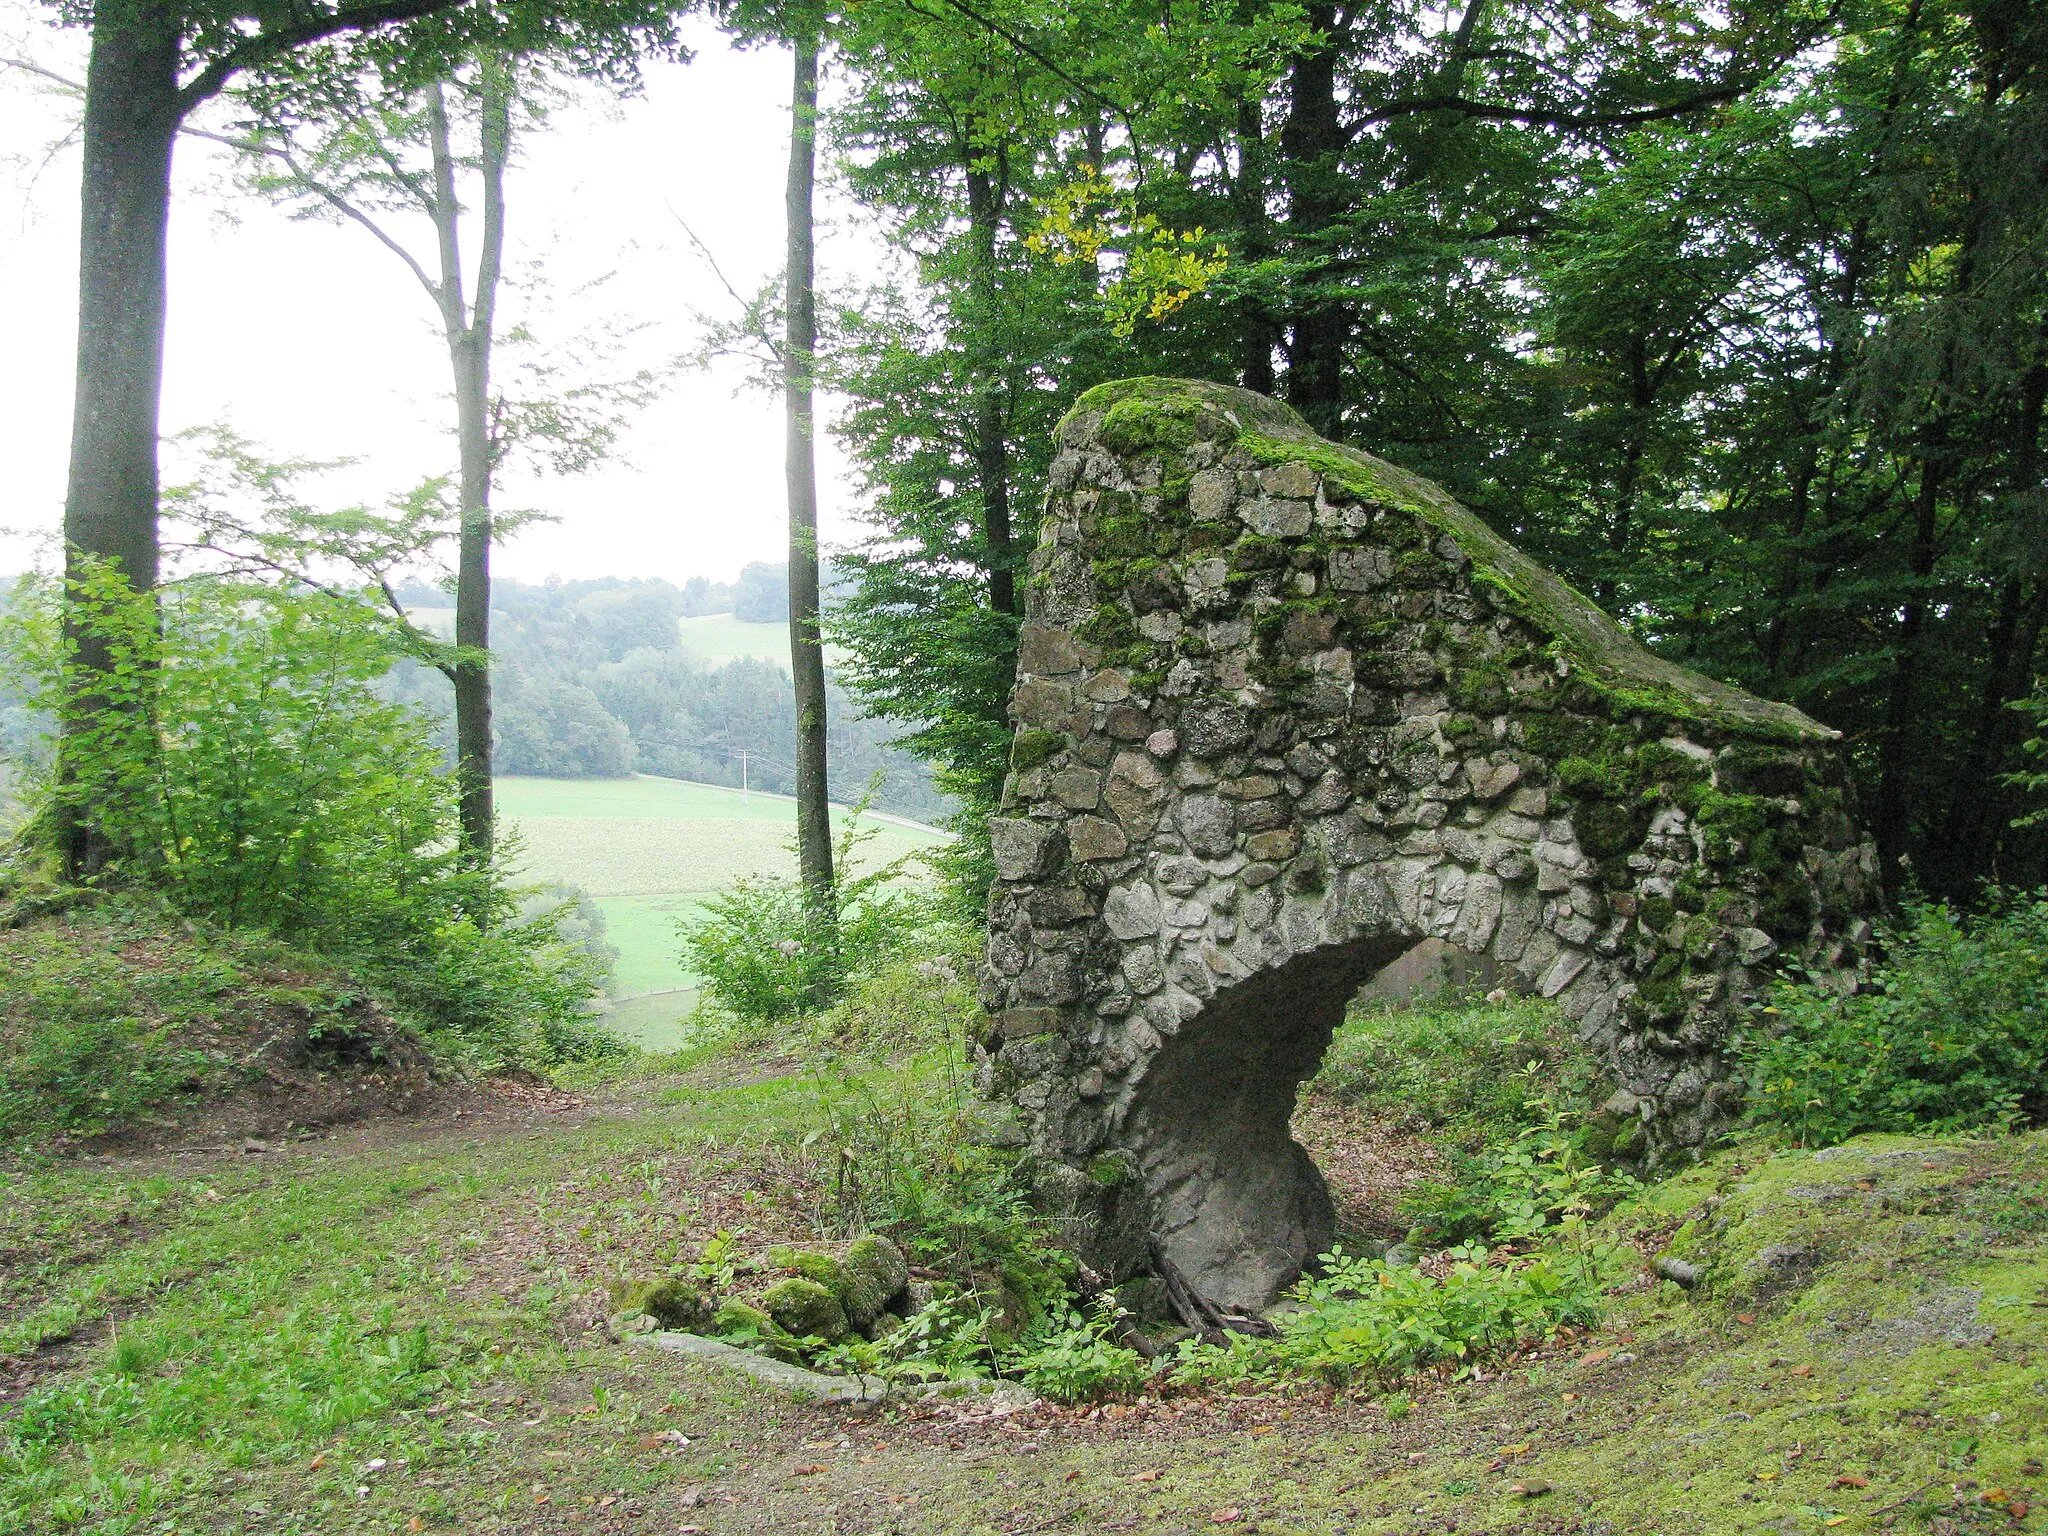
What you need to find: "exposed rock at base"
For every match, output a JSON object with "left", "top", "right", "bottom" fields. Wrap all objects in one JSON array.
[{"left": 979, "top": 377, "right": 1881, "bottom": 1311}]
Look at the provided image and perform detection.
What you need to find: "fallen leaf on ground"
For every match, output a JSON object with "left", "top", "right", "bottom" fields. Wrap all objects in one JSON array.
[
  {"left": 1250, "top": 1425, "right": 1274, "bottom": 1437},
  {"left": 1065, "top": 1470, "right": 1081, "bottom": 1482},
  {"left": 1509, "top": 1478, "right": 1552, "bottom": 1497},
  {"left": 1498, "top": 1443, "right": 1530, "bottom": 1456},
  {"left": 1735, "top": 1313, "right": 1757, "bottom": 1326},
  {"left": 307, "top": 1453, "right": 325, "bottom": 1472},
  {"left": 1790, "top": 1364, "right": 1814, "bottom": 1377},
  {"left": 1755, "top": 1471, "right": 1778, "bottom": 1482},
  {"left": 1579, "top": 1348, "right": 1611, "bottom": 1366},
  {"left": 1210, "top": 1509, "right": 1241, "bottom": 1523},
  {"left": 406, "top": 1522, "right": 423, "bottom": 1534}
]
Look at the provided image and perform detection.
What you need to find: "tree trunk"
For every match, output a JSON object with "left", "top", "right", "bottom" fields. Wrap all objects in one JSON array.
[
  {"left": 425, "top": 76, "right": 508, "bottom": 865},
  {"left": 59, "top": 0, "right": 181, "bottom": 877},
  {"left": 962, "top": 144, "right": 1017, "bottom": 617},
  {"left": 1231, "top": 93, "right": 1276, "bottom": 395},
  {"left": 785, "top": 23, "right": 837, "bottom": 950},
  {"left": 1278, "top": 4, "right": 1349, "bottom": 434},
  {"left": 1871, "top": 456, "right": 1942, "bottom": 883}
]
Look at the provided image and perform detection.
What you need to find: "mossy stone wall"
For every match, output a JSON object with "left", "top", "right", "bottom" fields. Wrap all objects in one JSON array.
[{"left": 978, "top": 378, "right": 1880, "bottom": 1310}]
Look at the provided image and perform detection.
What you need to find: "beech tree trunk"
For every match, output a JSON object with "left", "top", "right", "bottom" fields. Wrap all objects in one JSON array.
[
  {"left": 59, "top": 1, "right": 181, "bottom": 877},
  {"left": 1278, "top": 3, "right": 1350, "bottom": 434},
  {"left": 427, "top": 76, "right": 508, "bottom": 863},
  {"left": 961, "top": 144, "right": 1017, "bottom": 618},
  {"left": 785, "top": 23, "right": 837, "bottom": 944}
]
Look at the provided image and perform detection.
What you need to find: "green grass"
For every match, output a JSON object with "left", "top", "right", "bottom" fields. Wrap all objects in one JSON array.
[
  {"left": 673, "top": 613, "right": 798, "bottom": 667},
  {"left": 8, "top": 1045, "right": 2047, "bottom": 1535},
  {"left": 595, "top": 989, "right": 700, "bottom": 1052},
  {"left": 593, "top": 896, "right": 709, "bottom": 995},
  {"left": 498, "top": 774, "right": 945, "bottom": 1002}
]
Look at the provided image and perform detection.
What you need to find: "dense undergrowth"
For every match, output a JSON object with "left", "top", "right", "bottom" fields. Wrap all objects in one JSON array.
[{"left": 0, "top": 572, "right": 621, "bottom": 1150}]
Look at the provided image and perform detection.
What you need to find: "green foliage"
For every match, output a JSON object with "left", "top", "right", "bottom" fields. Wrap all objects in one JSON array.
[
  {"left": 679, "top": 799, "right": 942, "bottom": 1022},
  {"left": 1316, "top": 994, "right": 1610, "bottom": 1149},
  {"left": 1169, "top": 1243, "right": 1611, "bottom": 1392},
  {"left": 0, "top": 917, "right": 234, "bottom": 1142},
  {"left": 1014, "top": 1302, "right": 1150, "bottom": 1403},
  {"left": 1735, "top": 892, "right": 2048, "bottom": 1145},
  {"left": 1, "top": 568, "right": 614, "bottom": 1076},
  {"left": 1400, "top": 1100, "right": 1643, "bottom": 1249}
]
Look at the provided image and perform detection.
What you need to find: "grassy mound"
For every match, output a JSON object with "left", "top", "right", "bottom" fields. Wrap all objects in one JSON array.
[{"left": 0, "top": 907, "right": 438, "bottom": 1155}]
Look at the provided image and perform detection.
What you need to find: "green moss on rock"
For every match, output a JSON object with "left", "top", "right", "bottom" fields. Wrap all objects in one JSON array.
[
  {"left": 760, "top": 1276, "right": 850, "bottom": 1342},
  {"left": 1010, "top": 729, "right": 1065, "bottom": 772}
]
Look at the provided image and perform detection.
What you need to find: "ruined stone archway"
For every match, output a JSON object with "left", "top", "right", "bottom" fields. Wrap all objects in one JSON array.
[{"left": 976, "top": 379, "right": 1881, "bottom": 1310}]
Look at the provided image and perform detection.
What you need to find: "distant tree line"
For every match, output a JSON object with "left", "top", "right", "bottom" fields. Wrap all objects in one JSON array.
[{"left": 385, "top": 575, "right": 950, "bottom": 823}]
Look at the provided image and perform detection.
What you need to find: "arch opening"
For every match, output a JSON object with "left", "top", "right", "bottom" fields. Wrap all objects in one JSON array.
[{"left": 1125, "top": 933, "right": 1410, "bottom": 1311}]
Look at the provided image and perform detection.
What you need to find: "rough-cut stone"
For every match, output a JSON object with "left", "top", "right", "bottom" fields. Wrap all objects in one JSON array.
[
  {"left": 981, "top": 377, "right": 1878, "bottom": 1316},
  {"left": 1068, "top": 815, "right": 1130, "bottom": 861},
  {"left": 990, "top": 818, "right": 1063, "bottom": 882}
]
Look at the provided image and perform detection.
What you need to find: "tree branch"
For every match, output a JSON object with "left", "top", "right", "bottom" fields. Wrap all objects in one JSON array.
[
  {"left": 1353, "top": 82, "right": 1748, "bottom": 132},
  {"left": 176, "top": 0, "right": 473, "bottom": 114}
]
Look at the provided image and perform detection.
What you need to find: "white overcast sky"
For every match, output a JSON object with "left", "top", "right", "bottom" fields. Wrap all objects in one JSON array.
[{"left": 0, "top": 10, "right": 888, "bottom": 587}]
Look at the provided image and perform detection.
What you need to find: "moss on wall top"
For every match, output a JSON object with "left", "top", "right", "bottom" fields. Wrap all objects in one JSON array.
[{"left": 1064, "top": 377, "right": 1831, "bottom": 744}]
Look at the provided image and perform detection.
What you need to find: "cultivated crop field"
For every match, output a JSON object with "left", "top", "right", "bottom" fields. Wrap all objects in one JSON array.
[{"left": 498, "top": 773, "right": 945, "bottom": 1046}]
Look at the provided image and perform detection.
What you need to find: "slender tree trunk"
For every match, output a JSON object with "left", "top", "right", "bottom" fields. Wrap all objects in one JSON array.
[
  {"left": 785, "top": 22, "right": 836, "bottom": 945},
  {"left": 59, "top": 2, "right": 181, "bottom": 877},
  {"left": 1278, "top": 3, "right": 1349, "bottom": 434},
  {"left": 425, "top": 76, "right": 507, "bottom": 865},
  {"left": 1231, "top": 93, "right": 1276, "bottom": 395},
  {"left": 961, "top": 146, "right": 1017, "bottom": 618},
  {"left": 1872, "top": 456, "right": 1942, "bottom": 882}
]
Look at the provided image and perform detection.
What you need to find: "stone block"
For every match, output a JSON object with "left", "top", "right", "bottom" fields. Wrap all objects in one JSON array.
[
  {"left": 1050, "top": 765, "right": 1102, "bottom": 809},
  {"left": 1175, "top": 794, "right": 1238, "bottom": 858},
  {"left": 1017, "top": 624, "right": 1082, "bottom": 677},
  {"left": 1244, "top": 828, "right": 1299, "bottom": 862},
  {"left": 1243, "top": 497, "right": 1313, "bottom": 537},
  {"left": 1068, "top": 815, "right": 1129, "bottom": 861},
  {"left": 990, "top": 818, "right": 1063, "bottom": 881}
]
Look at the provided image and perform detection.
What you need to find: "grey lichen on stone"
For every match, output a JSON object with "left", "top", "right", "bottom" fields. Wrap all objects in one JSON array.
[{"left": 986, "top": 377, "right": 1882, "bottom": 1316}]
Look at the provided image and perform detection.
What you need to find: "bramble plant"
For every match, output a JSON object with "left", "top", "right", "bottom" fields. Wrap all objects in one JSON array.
[
  {"left": 1168, "top": 1241, "right": 1611, "bottom": 1393},
  {"left": 1014, "top": 1302, "right": 1150, "bottom": 1404},
  {"left": 1400, "top": 1076, "right": 1642, "bottom": 1248},
  {"left": 679, "top": 791, "right": 939, "bottom": 1022}
]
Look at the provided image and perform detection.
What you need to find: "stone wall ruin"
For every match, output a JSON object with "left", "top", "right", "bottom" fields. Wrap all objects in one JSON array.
[{"left": 976, "top": 378, "right": 1881, "bottom": 1313}]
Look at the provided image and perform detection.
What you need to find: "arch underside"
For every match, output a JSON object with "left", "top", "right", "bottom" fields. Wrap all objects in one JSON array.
[{"left": 1124, "top": 934, "right": 1412, "bottom": 1311}]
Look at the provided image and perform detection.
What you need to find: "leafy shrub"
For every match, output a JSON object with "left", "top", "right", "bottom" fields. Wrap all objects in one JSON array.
[
  {"left": 0, "top": 912, "right": 407, "bottom": 1143},
  {"left": 1169, "top": 1242, "right": 1610, "bottom": 1392},
  {"left": 679, "top": 805, "right": 941, "bottom": 1022},
  {"left": 0, "top": 927, "right": 225, "bottom": 1140},
  {"left": 1016, "top": 1304, "right": 1151, "bottom": 1403},
  {"left": 1735, "top": 892, "right": 2048, "bottom": 1144},
  {"left": 1315, "top": 993, "right": 1610, "bottom": 1148},
  {"left": 0, "top": 569, "right": 614, "bottom": 1075},
  {"left": 1401, "top": 1093, "right": 1642, "bottom": 1248}
]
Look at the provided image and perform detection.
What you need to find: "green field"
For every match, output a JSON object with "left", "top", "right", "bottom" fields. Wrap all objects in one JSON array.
[
  {"left": 674, "top": 612, "right": 791, "bottom": 665},
  {"left": 500, "top": 773, "right": 945, "bottom": 1046}
]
